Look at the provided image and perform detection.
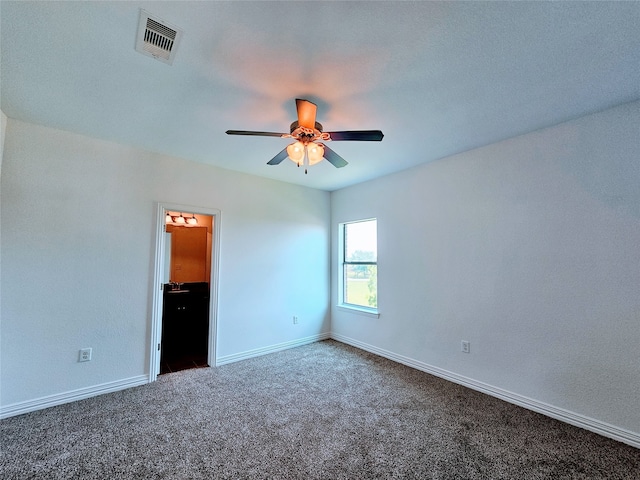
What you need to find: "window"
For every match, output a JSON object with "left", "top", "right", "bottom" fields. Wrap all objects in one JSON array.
[{"left": 340, "top": 219, "right": 377, "bottom": 312}]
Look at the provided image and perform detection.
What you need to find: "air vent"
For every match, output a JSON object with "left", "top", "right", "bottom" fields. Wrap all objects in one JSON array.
[{"left": 135, "top": 10, "right": 183, "bottom": 65}]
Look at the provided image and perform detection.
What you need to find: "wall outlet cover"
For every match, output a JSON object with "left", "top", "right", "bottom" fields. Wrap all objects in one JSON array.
[{"left": 79, "top": 348, "right": 92, "bottom": 362}]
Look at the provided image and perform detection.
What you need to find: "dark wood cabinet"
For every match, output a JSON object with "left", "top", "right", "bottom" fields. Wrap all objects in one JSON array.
[{"left": 161, "top": 282, "right": 209, "bottom": 370}]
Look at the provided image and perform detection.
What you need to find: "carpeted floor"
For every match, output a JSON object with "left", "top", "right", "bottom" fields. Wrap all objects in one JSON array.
[{"left": 1, "top": 340, "right": 638, "bottom": 479}]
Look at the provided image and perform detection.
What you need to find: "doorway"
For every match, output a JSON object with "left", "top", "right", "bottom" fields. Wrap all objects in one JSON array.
[
  {"left": 161, "top": 213, "right": 212, "bottom": 373},
  {"left": 150, "top": 203, "right": 221, "bottom": 381}
]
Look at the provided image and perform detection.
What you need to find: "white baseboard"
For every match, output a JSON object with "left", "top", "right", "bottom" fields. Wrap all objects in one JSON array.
[
  {"left": 5, "top": 335, "right": 636, "bottom": 450},
  {"left": 0, "top": 335, "right": 331, "bottom": 419},
  {"left": 330, "top": 333, "right": 640, "bottom": 449},
  {"left": 0, "top": 375, "right": 148, "bottom": 420},
  {"left": 216, "top": 332, "right": 331, "bottom": 366}
]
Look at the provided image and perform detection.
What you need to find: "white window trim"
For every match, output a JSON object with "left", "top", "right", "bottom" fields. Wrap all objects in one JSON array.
[
  {"left": 338, "top": 218, "right": 379, "bottom": 316},
  {"left": 336, "top": 304, "right": 380, "bottom": 318}
]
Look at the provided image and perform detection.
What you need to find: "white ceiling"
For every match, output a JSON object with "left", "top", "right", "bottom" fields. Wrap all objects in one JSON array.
[{"left": 2, "top": 1, "right": 639, "bottom": 191}]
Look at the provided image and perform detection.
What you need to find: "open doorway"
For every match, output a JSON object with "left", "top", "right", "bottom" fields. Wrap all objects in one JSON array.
[
  {"left": 161, "top": 212, "right": 213, "bottom": 373},
  {"left": 150, "top": 203, "right": 221, "bottom": 381}
]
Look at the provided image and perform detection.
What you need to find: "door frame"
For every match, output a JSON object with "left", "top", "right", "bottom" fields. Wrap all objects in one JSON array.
[{"left": 149, "top": 202, "right": 221, "bottom": 382}]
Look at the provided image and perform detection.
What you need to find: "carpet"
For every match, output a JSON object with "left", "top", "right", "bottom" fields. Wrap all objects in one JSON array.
[{"left": 1, "top": 340, "right": 638, "bottom": 479}]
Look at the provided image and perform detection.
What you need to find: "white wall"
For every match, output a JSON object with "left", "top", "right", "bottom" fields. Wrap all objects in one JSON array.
[
  {"left": 0, "top": 110, "right": 6, "bottom": 171},
  {"left": 1, "top": 119, "right": 330, "bottom": 409},
  {"left": 331, "top": 101, "right": 640, "bottom": 441},
  {"left": 0, "top": 110, "right": 6, "bottom": 392}
]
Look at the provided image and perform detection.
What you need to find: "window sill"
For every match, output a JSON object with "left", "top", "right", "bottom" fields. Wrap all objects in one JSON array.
[{"left": 336, "top": 305, "right": 380, "bottom": 318}]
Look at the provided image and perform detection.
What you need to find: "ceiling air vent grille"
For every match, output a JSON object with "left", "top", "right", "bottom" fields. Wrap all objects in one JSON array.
[{"left": 135, "top": 10, "right": 183, "bottom": 65}]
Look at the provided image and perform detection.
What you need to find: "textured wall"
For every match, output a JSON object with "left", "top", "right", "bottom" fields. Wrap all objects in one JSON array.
[
  {"left": 331, "top": 101, "right": 640, "bottom": 436},
  {"left": 0, "top": 119, "right": 330, "bottom": 407},
  {"left": 0, "top": 111, "right": 6, "bottom": 367},
  {"left": 0, "top": 110, "right": 6, "bottom": 171}
]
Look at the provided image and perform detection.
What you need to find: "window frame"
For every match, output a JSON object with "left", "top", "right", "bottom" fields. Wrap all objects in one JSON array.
[{"left": 338, "top": 218, "right": 379, "bottom": 317}]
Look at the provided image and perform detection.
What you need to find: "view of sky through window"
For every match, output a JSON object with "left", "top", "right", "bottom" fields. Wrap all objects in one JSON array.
[{"left": 345, "top": 220, "right": 377, "bottom": 261}]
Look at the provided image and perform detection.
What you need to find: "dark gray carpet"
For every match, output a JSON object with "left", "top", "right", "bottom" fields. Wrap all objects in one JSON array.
[{"left": 1, "top": 340, "right": 638, "bottom": 479}]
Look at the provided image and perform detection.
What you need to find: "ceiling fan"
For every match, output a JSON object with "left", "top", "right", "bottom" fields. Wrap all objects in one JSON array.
[{"left": 226, "top": 99, "right": 383, "bottom": 173}]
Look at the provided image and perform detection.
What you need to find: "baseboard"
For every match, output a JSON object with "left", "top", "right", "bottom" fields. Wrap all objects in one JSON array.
[
  {"left": 1, "top": 335, "right": 330, "bottom": 419},
  {"left": 216, "top": 332, "right": 331, "bottom": 366},
  {"left": 330, "top": 333, "right": 640, "bottom": 449},
  {"left": 0, "top": 374, "right": 149, "bottom": 420}
]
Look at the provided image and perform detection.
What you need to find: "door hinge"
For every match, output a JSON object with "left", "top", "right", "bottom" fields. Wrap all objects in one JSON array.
[
  {"left": 160, "top": 283, "right": 164, "bottom": 290},
  {"left": 158, "top": 343, "right": 161, "bottom": 351}
]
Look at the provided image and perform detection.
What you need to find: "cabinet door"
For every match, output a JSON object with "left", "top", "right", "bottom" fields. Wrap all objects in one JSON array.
[{"left": 170, "top": 227, "right": 208, "bottom": 283}]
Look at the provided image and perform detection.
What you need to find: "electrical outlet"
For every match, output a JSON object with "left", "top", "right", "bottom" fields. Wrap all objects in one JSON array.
[
  {"left": 79, "top": 348, "right": 92, "bottom": 362},
  {"left": 293, "top": 316, "right": 299, "bottom": 325},
  {"left": 461, "top": 341, "right": 470, "bottom": 354}
]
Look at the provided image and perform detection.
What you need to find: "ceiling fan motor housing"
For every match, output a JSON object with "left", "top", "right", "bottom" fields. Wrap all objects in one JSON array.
[
  {"left": 289, "top": 121, "right": 323, "bottom": 132},
  {"left": 289, "top": 121, "right": 328, "bottom": 144}
]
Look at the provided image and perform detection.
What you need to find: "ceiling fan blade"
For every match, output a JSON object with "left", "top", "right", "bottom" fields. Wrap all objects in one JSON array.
[
  {"left": 296, "top": 99, "right": 317, "bottom": 130},
  {"left": 226, "top": 130, "right": 287, "bottom": 137},
  {"left": 321, "top": 143, "right": 348, "bottom": 168},
  {"left": 325, "top": 130, "right": 384, "bottom": 141},
  {"left": 267, "top": 147, "right": 289, "bottom": 165}
]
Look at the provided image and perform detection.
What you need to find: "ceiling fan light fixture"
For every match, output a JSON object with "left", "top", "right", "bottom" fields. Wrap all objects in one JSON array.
[
  {"left": 286, "top": 141, "right": 305, "bottom": 163},
  {"left": 307, "top": 143, "right": 324, "bottom": 165}
]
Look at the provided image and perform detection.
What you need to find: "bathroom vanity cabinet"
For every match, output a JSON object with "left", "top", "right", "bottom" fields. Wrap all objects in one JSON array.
[{"left": 161, "top": 282, "right": 209, "bottom": 368}]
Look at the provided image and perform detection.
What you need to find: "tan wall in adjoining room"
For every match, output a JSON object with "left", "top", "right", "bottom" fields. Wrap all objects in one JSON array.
[{"left": 166, "top": 214, "right": 214, "bottom": 284}]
